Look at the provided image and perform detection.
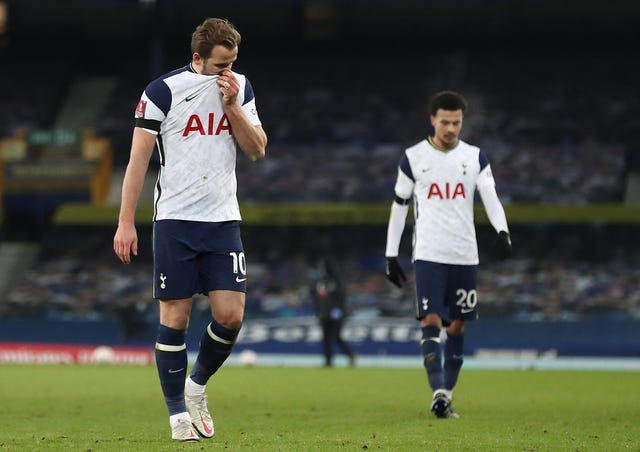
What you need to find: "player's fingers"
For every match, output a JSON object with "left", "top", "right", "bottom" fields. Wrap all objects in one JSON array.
[
  {"left": 114, "top": 240, "right": 123, "bottom": 261},
  {"left": 218, "top": 72, "right": 238, "bottom": 92},
  {"left": 221, "top": 68, "right": 237, "bottom": 83},
  {"left": 118, "top": 245, "right": 128, "bottom": 264},
  {"left": 226, "top": 75, "right": 239, "bottom": 90},
  {"left": 114, "top": 242, "right": 130, "bottom": 264}
]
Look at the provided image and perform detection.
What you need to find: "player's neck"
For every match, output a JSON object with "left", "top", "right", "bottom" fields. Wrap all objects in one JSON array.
[{"left": 428, "top": 136, "right": 457, "bottom": 151}]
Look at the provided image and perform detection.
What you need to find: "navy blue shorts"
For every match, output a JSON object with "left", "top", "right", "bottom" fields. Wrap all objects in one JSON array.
[
  {"left": 152, "top": 220, "right": 246, "bottom": 299},
  {"left": 414, "top": 260, "right": 478, "bottom": 322}
]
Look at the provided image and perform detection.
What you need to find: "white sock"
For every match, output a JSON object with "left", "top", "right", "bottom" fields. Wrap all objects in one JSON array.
[
  {"left": 185, "top": 376, "right": 206, "bottom": 397},
  {"left": 169, "top": 411, "right": 190, "bottom": 426}
]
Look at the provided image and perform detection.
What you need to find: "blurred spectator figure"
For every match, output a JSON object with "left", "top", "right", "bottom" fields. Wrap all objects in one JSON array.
[{"left": 313, "top": 257, "right": 356, "bottom": 367}]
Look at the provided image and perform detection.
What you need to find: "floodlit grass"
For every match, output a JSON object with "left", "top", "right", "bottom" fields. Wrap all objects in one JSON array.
[{"left": 0, "top": 365, "right": 638, "bottom": 451}]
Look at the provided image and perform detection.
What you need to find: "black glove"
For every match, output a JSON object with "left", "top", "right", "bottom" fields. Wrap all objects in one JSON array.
[
  {"left": 385, "top": 257, "right": 407, "bottom": 288},
  {"left": 496, "top": 230, "right": 512, "bottom": 260}
]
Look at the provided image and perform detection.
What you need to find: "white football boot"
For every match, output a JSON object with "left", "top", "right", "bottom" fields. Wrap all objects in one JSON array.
[
  {"left": 170, "top": 414, "right": 200, "bottom": 442},
  {"left": 185, "top": 378, "right": 215, "bottom": 438}
]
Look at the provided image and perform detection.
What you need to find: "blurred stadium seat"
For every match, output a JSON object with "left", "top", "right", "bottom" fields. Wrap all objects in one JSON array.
[{"left": 1, "top": 0, "right": 639, "bottom": 357}]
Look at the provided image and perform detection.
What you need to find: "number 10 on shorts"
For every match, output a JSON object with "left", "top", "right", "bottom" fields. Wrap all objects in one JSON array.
[{"left": 229, "top": 252, "right": 247, "bottom": 278}]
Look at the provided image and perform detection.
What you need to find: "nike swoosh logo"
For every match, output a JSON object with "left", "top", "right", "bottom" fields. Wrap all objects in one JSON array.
[
  {"left": 185, "top": 94, "right": 199, "bottom": 102},
  {"left": 168, "top": 368, "right": 184, "bottom": 374},
  {"left": 460, "top": 308, "right": 475, "bottom": 314},
  {"left": 236, "top": 276, "right": 247, "bottom": 283},
  {"left": 201, "top": 416, "right": 213, "bottom": 434}
]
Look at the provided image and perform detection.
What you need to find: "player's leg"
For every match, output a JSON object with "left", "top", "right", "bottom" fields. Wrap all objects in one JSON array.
[
  {"left": 186, "top": 289, "right": 244, "bottom": 438},
  {"left": 437, "top": 264, "right": 478, "bottom": 418},
  {"left": 444, "top": 319, "right": 465, "bottom": 397},
  {"left": 334, "top": 318, "right": 356, "bottom": 366},
  {"left": 156, "top": 298, "right": 199, "bottom": 441},
  {"left": 185, "top": 221, "right": 247, "bottom": 437},
  {"left": 152, "top": 220, "right": 200, "bottom": 441},
  {"left": 443, "top": 264, "right": 477, "bottom": 397},
  {"left": 415, "top": 261, "right": 447, "bottom": 405},
  {"left": 190, "top": 290, "right": 245, "bottom": 384},
  {"left": 420, "top": 313, "right": 446, "bottom": 400},
  {"left": 321, "top": 318, "right": 333, "bottom": 366}
]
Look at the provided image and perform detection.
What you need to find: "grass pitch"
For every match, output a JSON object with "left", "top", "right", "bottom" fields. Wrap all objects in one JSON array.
[{"left": 0, "top": 364, "right": 638, "bottom": 451}]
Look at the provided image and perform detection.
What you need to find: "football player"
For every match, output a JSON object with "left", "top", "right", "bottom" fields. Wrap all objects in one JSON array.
[
  {"left": 114, "top": 18, "right": 267, "bottom": 441},
  {"left": 385, "top": 91, "right": 511, "bottom": 418}
]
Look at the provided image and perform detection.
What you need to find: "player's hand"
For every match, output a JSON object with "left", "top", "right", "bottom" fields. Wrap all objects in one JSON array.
[
  {"left": 385, "top": 257, "right": 407, "bottom": 288},
  {"left": 218, "top": 69, "right": 239, "bottom": 105},
  {"left": 496, "top": 230, "right": 512, "bottom": 260},
  {"left": 113, "top": 223, "right": 138, "bottom": 265}
]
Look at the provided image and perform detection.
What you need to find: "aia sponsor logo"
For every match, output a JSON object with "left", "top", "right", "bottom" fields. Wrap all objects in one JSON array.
[
  {"left": 183, "top": 113, "right": 232, "bottom": 136},
  {"left": 427, "top": 182, "right": 466, "bottom": 199}
]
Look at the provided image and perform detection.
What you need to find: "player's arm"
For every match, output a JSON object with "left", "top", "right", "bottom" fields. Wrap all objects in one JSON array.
[
  {"left": 386, "top": 196, "right": 410, "bottom": 259},
  {"left": 113, "top": 127, "right": 156, "bottom": 264},
  {"left": 218, "top": 70, "right": 267, "bottom": 161},
  {"left": 477, "top": 160, "right": 511, "bottom": 259},
  {"left": 385, "top": 159, "right": 414, "bottom": 287}
]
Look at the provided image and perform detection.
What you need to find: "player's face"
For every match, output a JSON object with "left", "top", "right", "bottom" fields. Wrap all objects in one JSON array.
[
  {"left": 430, "top": 109, "right": 463, "bottom": 149},
  {"left": 197, "top": 45, "right": 238, "bottom": 76}
]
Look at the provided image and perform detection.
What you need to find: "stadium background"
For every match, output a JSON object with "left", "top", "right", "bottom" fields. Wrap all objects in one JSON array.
[{"left": 0, "top": 0, "right": 639, "bottom": 365}]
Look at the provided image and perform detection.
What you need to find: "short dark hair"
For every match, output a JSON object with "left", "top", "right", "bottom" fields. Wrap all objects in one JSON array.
[
  {"left": 191, "top": 18, "right": 241, "bottom": 57},
  {"left": 427, "top": 91, "right": 468, "bottom": 116}
]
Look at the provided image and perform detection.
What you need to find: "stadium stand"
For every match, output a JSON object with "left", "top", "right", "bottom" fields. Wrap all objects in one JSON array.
[
  {"left": 1, "top": 1, "right": 639, "bottom": 357},
  {"left": 3, "top": 224, "right": 639, "bottom": 324},
  {"left": 94, "top": 51, "right": 633, "bottom": 204}
]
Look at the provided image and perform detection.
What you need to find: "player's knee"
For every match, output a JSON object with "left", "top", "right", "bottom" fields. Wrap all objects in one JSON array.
[
  {"left": 447, "top": 319, "right": 465, "bottom": 335},
  {"left": 420, "top": 313, "right": 442, "bottom": 328},
  {"left": 159, "top": 298, "right": 192, "bottom": 326},
  {"left": 213, "top": 312, "right": 244, "bottom": 330}
]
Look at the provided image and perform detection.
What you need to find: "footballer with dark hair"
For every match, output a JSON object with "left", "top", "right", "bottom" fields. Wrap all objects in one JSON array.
[{"left": 385, "top": 90, "right": 511, "bottom": 418}]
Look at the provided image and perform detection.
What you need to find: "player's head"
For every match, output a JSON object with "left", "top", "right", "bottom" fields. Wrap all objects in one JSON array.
[
  {"left": 191, "top": 18, "right": 241, "bottom": 75},
  {"left": 428, "top": 91, "right": 467, "bottom": 150}
]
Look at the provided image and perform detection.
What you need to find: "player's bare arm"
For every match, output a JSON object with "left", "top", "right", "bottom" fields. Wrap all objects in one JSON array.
[
  {"left": 113, "top": 128, "right": 156, "bottom": 264},
  {"left": 218, "top": 69, "right": 267, "bottom": 161}
]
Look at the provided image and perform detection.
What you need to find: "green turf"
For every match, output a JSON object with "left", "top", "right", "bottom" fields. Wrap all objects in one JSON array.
[{"left": 0, "top": 365, "right": 638, "bottom": 451}]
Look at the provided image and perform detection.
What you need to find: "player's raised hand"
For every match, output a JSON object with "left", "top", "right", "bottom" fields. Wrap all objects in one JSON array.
[
  {"left": 496, "top": 230, "right": 512, "bottom": 260},
  {"left": 113, "top": 223, "right": 138, "bottom": 265},
  {"left": 218, "top": 69, "right": 239, "bottom": 105},
  {"left": 385, "top": 257, "right": 407, "bottom": 288}
]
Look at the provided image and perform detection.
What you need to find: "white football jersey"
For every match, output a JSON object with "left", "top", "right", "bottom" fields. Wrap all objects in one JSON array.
[
  {"left": 393, "top": 138, "right": 496, "bottom": 265},
  {"left": 134, "top": 64, "right": 262, "bottom": 222}
]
